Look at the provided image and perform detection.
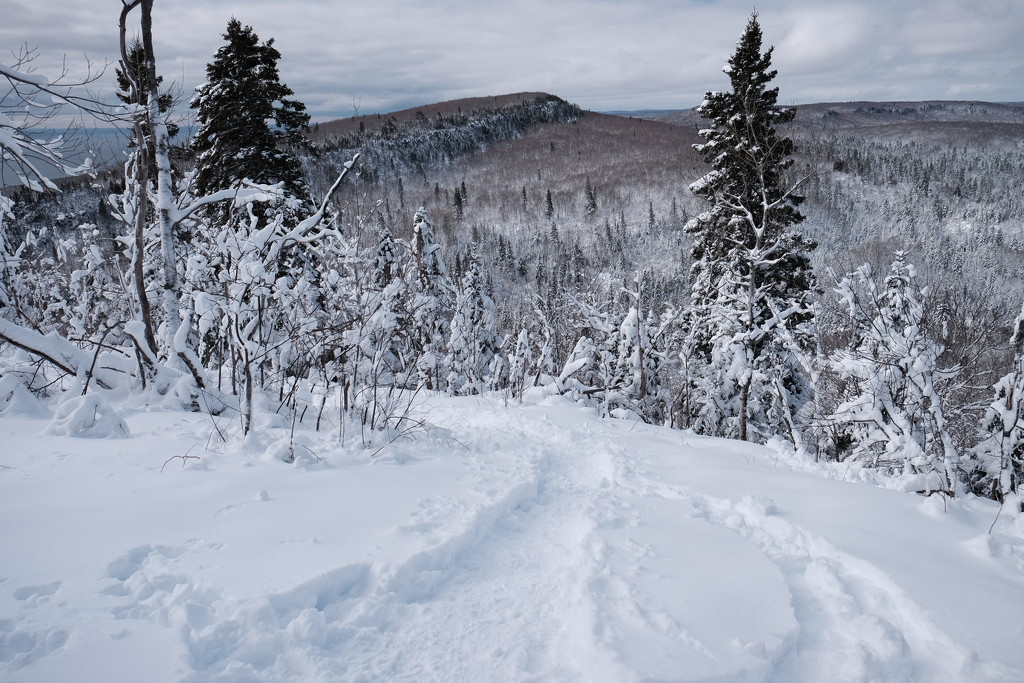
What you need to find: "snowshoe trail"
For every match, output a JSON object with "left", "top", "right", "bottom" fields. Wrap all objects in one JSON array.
[
  {"left": 5, "top": 397, "right": 1023, "bottom": 682},
  {"left": 134, "top": 401, "right": 1024, "bottom": 681},
  {"left": 617, "top": 430, "right": 1021, "bottom": 683},
  {"left": 686, "top": 493, "right": 982, "bottom": 682},
  {"left": 178, "top": 400, "right": 625, "bottom": 681}
]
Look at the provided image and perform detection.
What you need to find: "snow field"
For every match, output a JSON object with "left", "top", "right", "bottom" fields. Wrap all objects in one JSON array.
[{"left": 1, "top": 392, "right": 1023, "bottom": 681}]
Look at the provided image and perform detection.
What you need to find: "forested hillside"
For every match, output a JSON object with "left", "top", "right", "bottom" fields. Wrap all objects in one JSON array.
[
  {"left": 293, "top": 92, "right": 1024, "bottom": 458},
  {"left": 3, "top": 7, "right": 1023, "bottom": 504}
]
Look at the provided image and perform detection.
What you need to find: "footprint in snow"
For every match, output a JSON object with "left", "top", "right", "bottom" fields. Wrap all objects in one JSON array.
[{"left": 12, "top": 581, "right": 62, "bottom": 607}]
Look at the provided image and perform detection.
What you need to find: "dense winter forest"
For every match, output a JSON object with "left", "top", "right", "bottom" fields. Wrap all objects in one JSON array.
[{"left": 2, "top": 2, "right": 1023, "bottom": 508}]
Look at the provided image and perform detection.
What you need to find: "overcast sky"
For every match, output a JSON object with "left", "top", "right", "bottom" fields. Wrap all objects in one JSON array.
[{"left": 4, "top": 0, "right": 1022, "bottom": 122}]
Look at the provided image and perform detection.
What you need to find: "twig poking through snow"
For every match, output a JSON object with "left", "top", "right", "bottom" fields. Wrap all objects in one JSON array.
[{"left": 161, "top": 447, "right": 200, "bottom": 472}]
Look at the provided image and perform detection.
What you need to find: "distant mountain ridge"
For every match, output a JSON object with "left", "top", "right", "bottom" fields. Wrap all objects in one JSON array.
[
  {"left": 653, "top": 100, "right": 1024, "bottom": 129},
  {"left": 599, "top": 108, "right": 683, "bottom": 119},
  {"left": 312, "top": 95, "right": 1024, "bottom": 142},
  {"left": 310, "top": 92, "right": 555, "bottom": 141}
]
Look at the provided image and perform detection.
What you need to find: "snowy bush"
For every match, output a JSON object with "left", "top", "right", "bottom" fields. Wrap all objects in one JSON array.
[
  {"left": 45, "top": 393, "right": 130, "bottom": 438},
  {"left": 826, "top": 252, "right": 960, "bottom": 495},
  {"left": 968, "top": 302, "right": 1024, "bottom": 506}
]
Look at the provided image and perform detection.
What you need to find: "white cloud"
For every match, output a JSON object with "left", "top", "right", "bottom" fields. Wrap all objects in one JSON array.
[
  {"left": 3, "top": 0, "right": 1021, "bottom": 119},
  {"left": 775, "top": 5, "right": 874, "bottom": 71}
]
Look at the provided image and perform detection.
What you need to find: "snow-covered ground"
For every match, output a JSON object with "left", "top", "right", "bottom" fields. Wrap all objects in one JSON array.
[{"left": 2, "top": 390, "right": 1023, "bottom": 682}]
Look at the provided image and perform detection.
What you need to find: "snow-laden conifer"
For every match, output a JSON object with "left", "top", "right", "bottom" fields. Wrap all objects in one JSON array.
[
  {"left": 507, "top": 328, "right": 533, "bottom": 398},
  {"left": 685, "top": 12, "right": 817, "bottom": 444},
  {"left": 190, "top": 18, "right": 313, "bottom": 229},
  {"left": 410, "top": 208, "right": 452, "bottom": 390},
  {"left": 445, "top": 246, "right": 501, "bottom": 395}
]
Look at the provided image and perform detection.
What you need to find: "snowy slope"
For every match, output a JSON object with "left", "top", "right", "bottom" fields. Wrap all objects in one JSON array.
[{"left": 2, "top": 392, "right": 1023, "bottom": 682}]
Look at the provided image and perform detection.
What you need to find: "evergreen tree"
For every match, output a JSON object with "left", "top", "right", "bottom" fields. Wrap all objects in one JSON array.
[
  {"left": 410, "top": 207, "right": 451, "bottom": 390},
  {"left": 362, "top": 246, "right": 413, "bottom": 393},
  {"left": 584, "top": 177, "right": 598, "bottom": 217},
  {"left": 507, "top": 328, "right": 533, "bottom": 398},
  {"left": 190, "top": 18, "right": 313, "bottom": 227},
  {"left": 605, "top": 304, "right": 664, "bottom": 423},
  {"left": 549, "top": 222, "right": 560, "bottom": 245},
  {"left": 558, "top": 298, "right": 614, "bottom": 405},
  {"left": 685, "top": 12, "right": 817, "bottom": 444},
  {"left": 670, "top": 196, "right": 682, "bottom": 229},
  {"left": 372, "top": 225, "right": 398, "bottom": 289},
  {"left": 445, "top": 246, "right": 500, "bottom": 395},
  {"left": 453, "top": 186, "right": 464, "bottom": 220}
]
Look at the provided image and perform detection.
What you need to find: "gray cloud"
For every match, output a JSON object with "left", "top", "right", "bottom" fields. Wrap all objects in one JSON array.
[{"left": 3, "top": 0, "right": 1021, "bottom": 124}]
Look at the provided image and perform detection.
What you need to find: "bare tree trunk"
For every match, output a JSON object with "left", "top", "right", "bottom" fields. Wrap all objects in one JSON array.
[
  {"left": 242, "top": 351, "right": 253, "bottom": 434},
  {"left": 738, "top": 261, "right": 757, "bottom": 442},
  {"left": 118, "top": 1, "right": 158, "bottom": 359},
  {"left": 137, "top": 0, "right": 182, "bottom": 356},
  {"left": 122, "top": 0, "right": 206, "bottom": 392},
  {"left": 738, "top": 378, "right": 750, "bottom": 442},
  {"left": 131, "top": 154, "right": 158, "bottom": 355}
]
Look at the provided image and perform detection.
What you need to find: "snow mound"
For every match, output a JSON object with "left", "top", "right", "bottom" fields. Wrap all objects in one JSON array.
[
  {"left": 44, "top": 394, "right": 131, "bottom": 438},
  {"left": 0, "top": 374, "right": 49, "bottom": 418}
]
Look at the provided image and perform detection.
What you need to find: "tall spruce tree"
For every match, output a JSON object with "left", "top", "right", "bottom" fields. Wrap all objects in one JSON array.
[
  {"left": 685, "top": 13, "right": 817, "bottom": 444},
  {"left": 190, "top": 18, "right": 313, "bottom": 226}
]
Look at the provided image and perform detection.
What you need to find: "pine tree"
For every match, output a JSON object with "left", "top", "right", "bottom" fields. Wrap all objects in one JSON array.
[
  {"left": 507, "top": 329, "right": 533, "bottom": 398},
  {"left": 558, "top": 298, "right": 613, "bottom": 405},
  {"left": 363, "top": 246, "right": 413, "bottom": 393},
  {"left": 685, "top": 12, "right": 817, "bottom": 444},
  {"left": 372, "top": 225, "right": 398, "bottom": 289},
  {"left": 453, "top": 186, "right": 464, "bottom": 220},
  {"left": 190, "top": 18, "right": 312, "bottom": 227}
]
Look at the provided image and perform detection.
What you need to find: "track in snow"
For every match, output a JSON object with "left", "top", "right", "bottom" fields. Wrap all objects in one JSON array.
[
  {"left": 179, "top": 404, "right": 628, "bottom": 682},
  {"left": 167, "top": 401, "right": 1024, "bottom": 681},
  {"left": 6, "top": 397, "right": 1022, "bottom": 682}
]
